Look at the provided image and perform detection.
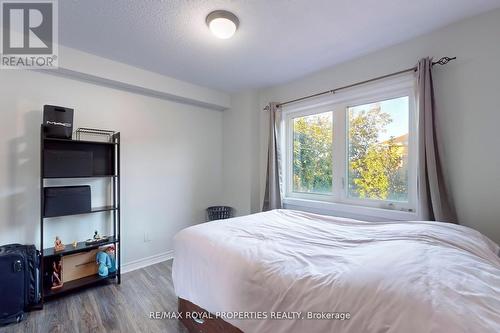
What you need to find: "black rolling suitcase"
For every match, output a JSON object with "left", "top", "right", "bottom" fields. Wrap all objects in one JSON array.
[{"left": 0, "top": 244, "right": 41, "bottom": 325}]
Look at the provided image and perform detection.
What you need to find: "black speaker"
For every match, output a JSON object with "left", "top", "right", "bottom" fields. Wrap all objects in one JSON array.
[
  {"left": 44, "top": 186, "right": 91, "bottom": 217},
  {"left": 43, "top": 105, "right": 74, "bottom": 139}
]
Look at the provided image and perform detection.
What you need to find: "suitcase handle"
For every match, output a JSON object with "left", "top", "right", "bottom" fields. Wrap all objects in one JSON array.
[{"left": 13, "top": 259, "right": 22, "bottom": 272}]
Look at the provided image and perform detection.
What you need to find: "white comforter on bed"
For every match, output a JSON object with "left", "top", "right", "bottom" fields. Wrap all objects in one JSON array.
[{"left": 172, "top": 209, "right": 500, "bottom": 333}]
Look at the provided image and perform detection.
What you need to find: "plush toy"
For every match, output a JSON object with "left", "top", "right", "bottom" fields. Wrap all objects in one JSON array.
[
  {"left": 96, "top": 251, "right": 112, "bottom": 277},
  {"left": 105, "top": 245, "right": 116, "bottom": 273}
]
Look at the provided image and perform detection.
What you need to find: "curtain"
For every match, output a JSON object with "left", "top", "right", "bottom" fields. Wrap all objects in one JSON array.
[
  {"left": 262, "top": 102, "right": 282, "bottom": 211},
  {"left": 416, "top": 57, "right": 457, "bottom": 223}
]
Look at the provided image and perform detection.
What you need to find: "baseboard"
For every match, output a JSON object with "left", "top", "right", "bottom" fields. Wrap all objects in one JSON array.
[{"left": 121, "top": 250, "right": 174, "bottom": 274}]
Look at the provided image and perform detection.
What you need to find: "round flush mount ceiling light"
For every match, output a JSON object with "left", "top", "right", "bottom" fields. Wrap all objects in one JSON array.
[{"left": 206, "top": 10, "right": 239, "bottom": 39}]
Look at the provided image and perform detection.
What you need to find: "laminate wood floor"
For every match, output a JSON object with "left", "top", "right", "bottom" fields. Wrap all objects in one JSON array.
[{"left": 0, "top": 260, "right": 188, "bottom": 333}]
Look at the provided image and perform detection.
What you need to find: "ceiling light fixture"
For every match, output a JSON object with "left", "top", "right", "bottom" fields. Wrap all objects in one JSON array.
[{"left": 206, "top": 10, "right": 239, "bottom": 39}]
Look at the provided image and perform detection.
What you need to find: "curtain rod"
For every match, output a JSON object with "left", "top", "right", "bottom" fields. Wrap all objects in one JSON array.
[{"left": 271, "top": 56, "right": 456, "bottom": 109}]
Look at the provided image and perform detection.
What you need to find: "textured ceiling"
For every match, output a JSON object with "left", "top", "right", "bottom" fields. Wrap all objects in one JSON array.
[{"left": 59, "top": 0, "right": 500, "bottom": 92}]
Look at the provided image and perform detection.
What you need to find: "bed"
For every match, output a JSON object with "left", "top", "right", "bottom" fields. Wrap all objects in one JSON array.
[{"left": 172, "top": 209, "right": 500, "bottom": 333}]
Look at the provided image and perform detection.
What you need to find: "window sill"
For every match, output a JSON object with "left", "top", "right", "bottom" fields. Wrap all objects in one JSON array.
[{"left": 282, "top": 197, "right": 419, "bottom": 221}]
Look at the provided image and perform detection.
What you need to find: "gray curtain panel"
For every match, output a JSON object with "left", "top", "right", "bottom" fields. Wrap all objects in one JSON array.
[
  {"left": 416, "top": 57, "right": 457, "bottom": 223},
  {"left": 262, "top": 102, "right": 283, "bottom": 211}
]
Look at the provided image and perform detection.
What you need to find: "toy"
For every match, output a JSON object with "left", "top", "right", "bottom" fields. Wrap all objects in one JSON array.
[
  {"left": 51, "top": 259, "right": 63, "bottom": 289},
  {"left": 85, "top": 230, "right": 109, "bottom": 246},
  {"left": 54, "top": 236, "right": 65, "bottom": 252},
  {"left": 96, "top": 251, "right": 112, "bottom": 277},
  {"left": 105, "top": 245, "right": 116, "bottom": 273}
]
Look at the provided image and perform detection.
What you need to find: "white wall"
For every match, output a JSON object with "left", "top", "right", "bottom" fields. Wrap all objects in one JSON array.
[
  {"left": 0, "top": 69, "right": 224, "bottom": 265},
  {"left": 252, "top": 9, "right": 500, "bottom": 243},
  {"left": 222, "top": 91, "right": 261, "bottom": 216}
]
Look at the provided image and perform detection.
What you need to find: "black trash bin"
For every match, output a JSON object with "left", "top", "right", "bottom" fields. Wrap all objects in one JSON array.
[{"left": 206, "top": 206, "right": 232, "bottom": 221}]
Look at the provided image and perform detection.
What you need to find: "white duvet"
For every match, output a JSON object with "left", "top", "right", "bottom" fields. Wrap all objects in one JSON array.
[{"left": 172, "top": 209, "right": 500, "bottom": 333}]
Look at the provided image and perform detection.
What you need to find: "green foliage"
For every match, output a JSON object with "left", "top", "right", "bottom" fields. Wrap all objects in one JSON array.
[
  {"left": 348, "top": 106, "right": 391, "bottom": 162},
  {"left": 350, "top": 137, "right": 404, "bottom": 200},
  {"left": 293, "top": 113, "right": 332, "bottom": 193},
  {"left": 348, "top": 105, "right": 407, "bottom": 201}
]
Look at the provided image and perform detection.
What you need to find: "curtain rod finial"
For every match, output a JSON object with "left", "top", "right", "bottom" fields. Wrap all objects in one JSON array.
[{"left": 433, "top": 56, "right": 457, "bottom": 66}]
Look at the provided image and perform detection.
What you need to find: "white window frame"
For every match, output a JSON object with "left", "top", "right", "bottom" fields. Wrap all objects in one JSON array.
[{"left": 282, "top": 74, "right": 418, "bottom": 220}]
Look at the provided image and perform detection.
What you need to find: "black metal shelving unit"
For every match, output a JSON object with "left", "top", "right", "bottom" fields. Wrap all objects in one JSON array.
[{"left": 40, "top": 126, "right": 121, "bottom": 302}]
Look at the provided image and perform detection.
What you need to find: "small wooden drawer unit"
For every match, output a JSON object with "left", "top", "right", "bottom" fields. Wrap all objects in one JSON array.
[{"left": 62, "top": 249, "right": 99, "bottom": 283}]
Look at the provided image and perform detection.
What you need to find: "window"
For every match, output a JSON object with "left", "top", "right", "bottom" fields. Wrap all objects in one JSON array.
[
  {"left": 283, "top": 76, "right": 416, "bottom": 215},
  {"left": 292, "top": 112, "right": 333, "bottom": 194},
  {"left": 347, "top": 97, "right": 409, "bottom": 202}
]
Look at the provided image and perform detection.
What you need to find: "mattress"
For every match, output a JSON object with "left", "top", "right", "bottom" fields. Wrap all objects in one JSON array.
[{"left": 172, "top": 209, "right": 500, "bottom": 333}]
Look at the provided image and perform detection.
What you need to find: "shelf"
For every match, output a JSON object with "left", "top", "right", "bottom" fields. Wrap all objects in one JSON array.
[
  {"left": 43, "top": 137, "right": 116, "bottom": 178},
  {"left": 43, "top": 205, "right": 117, "bottom": 219},
  {"left": 44, "top": 137, "right": 117, "bottom": 145},
  {"left": 43, "top": 236, "right": 118, "bottom": 257},
  {"left": 44, "top": 272, "right": 117, "bottom": 298},
  {"left": 43, "top": 175, "right": 117, "bottom": 179},
  {"left": 41, "top": 126, "right": 121, "bottom": 301}
]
